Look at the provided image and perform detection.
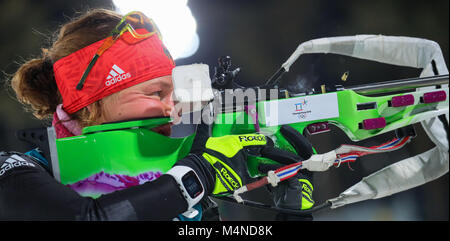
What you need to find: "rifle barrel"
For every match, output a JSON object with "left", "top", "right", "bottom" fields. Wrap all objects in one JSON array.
[{"left": 348, "top": 75, "right": 449, "bottom": 95}]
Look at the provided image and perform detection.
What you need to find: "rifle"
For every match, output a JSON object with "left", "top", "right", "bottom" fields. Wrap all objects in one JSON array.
[{"left": 208, "top": 35, "right": 449, "bottom": 214}]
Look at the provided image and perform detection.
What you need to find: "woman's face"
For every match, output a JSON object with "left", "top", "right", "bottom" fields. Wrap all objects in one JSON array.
[{"left": 97, "top": 75, "right": 174, "bottom": 136}]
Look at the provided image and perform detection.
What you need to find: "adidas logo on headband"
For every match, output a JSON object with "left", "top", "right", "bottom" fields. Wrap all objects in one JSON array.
[{"left": 105, "top": 64, "right": 132, "bottom": 87}]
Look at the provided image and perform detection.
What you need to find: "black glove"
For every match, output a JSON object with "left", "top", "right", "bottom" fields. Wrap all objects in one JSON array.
[
  {"left": 176, "top": 122, "right": 268, "bottom": 196},
  {"left": 258, "top": 125, "right": 315, "bottom": 220}
]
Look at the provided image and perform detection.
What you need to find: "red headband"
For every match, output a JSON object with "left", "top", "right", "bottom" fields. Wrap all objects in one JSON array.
[{"left": 53, "top": 30, "right": 175, "bottom": 114}]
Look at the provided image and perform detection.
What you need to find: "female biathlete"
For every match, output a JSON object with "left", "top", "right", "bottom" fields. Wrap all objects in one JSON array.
[{"left": 0, "top": 9, "right": 314, "bottom": 221}]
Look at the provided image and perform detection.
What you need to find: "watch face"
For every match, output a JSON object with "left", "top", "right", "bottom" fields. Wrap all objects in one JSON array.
[{"left": 182, "top": 171, "right": 203, "bottom": 199}]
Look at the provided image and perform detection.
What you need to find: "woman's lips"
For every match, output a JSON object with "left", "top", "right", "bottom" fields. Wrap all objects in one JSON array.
[{"left": 151, "top": 123, "right": 172, "bottom": 136}]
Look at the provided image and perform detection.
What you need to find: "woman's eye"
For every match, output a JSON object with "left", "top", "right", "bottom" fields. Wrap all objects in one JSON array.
[{"left": 148, "top": 91, "right": 161, "bottom": 98}]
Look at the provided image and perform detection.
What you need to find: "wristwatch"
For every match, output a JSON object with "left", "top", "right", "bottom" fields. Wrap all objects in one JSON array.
[{"left": 166, "top": 165, "right": 204, "bottom": 210}]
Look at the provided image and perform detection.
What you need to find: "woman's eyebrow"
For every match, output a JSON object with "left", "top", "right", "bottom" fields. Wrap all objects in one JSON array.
[
  {"left": 143, "top": 81, "right": 162, "bottom": 91},
  {"left": 143, "top": 78, "right": 172, "bottom": 92}
]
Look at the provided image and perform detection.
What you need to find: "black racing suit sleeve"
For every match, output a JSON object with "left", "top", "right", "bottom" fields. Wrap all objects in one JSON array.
[{"left": 0, "top": 153, "right": 188, "bottom": 220}]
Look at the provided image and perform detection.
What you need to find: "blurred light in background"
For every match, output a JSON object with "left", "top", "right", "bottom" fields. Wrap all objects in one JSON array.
[{"left": 113, "top": 0, "right": 199, "bottom": 60}]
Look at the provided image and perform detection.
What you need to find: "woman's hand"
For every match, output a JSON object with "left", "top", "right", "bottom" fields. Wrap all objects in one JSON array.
[
  {"left": 176, "top": 122, "right": 268, "bottom": 196},
  {"left": 258, "top": 125, "right": 315, "bottom": 219}
]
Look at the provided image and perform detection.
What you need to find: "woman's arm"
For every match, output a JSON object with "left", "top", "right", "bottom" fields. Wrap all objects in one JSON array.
[{"left": 0, "top": 152, "right": 188, "bottom": 220}]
